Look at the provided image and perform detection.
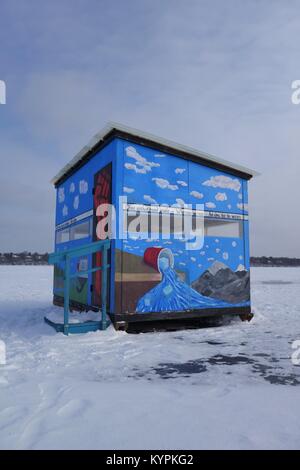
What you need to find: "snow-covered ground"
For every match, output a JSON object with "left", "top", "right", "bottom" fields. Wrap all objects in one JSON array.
[{"left": 0, "top": 266, "right": 299, "bottom": 450}]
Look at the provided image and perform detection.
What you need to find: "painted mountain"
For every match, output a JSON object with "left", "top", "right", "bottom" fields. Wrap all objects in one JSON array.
[{"left": 191, "top": 261, "right": 250, "bottom": 304}]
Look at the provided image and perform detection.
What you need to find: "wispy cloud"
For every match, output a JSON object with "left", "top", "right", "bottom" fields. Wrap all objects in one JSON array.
[
  {"left": 203, "top": 175, "right": 241, "bottom": 192},
  {"left": 144, "top": 194, "right": 157, "bottom": 204},
  {"left": 190, "top": 190, "right": 204, "bottom": 199},
  {"left": 123, "top": 186, "right": 135, "bottom": 193},
  {"left": 152, "top": 177, "right": 178, "bottom": 190}
]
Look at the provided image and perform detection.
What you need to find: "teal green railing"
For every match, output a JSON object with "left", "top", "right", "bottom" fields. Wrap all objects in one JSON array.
[{"left": 46, "top": 239, "right": 111, "bottom": 335}]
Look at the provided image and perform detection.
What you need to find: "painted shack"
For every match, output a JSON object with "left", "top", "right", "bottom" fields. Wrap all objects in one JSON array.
[{"left": 50, "top": 122, "right": 257, "bottom": 332}]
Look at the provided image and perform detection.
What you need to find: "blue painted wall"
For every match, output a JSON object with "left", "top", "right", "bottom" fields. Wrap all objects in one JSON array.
[
  {"left": 54, "top": 140, "right": 117, "bottom": 308},
  {"left": 53, "top": 136, "right": 251, "bottom": 314},
  {"left": 119, "top": 139, "right": 249, "bottom": 282}
]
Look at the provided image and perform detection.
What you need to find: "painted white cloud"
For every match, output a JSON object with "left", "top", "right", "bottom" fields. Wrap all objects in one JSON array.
[
  {"left": 190, "top": 256, "right": 196, "bottom": 262},
  {"left": 200, "top": 250, "right": 205, "bottom": 255},
  {"left": 237, "top": 203, "right": 249, "bottom": 211},
  {"left": 175, "top": 198, "right": 185, "bottom": 206},
  {"left": 228, "top": 204, "right": 232, "bottom": 209},
  {"left": 216, "top": 248, "right": 221, "bottom": 253},
  {"left": 58, "top": 187, "right": 65, "bottom": 203},
  {"left": 123, "top": 186, "right": 135, "bottom": 193},
  {"left": 125, "top": 146, "right": 160, "bottom": 173},
  {"left": 215, "top": 239, "right": 219, "bottom": 243},
  {"left": 152, "top": 177, "right": 178, "bottom": 190},
  {"left": 79, "top": 180, "right": 88, "bottom": 194},
  {"left": 215, "top": 192, "right": 227, "bottom": 202},
  {"left": 154, "top": 153, "right": 166, "bottom": 158},
  {"left": 144, "top": 194, "right": 157, "bottom": 204},
  {"left": 69, "top": 183, "right": 75, "bottom": 193},
  {"left": 124, "top": 162, "right": 147, "bottom": 174},
  {"left": 208, "top": 257, "right": 215, "bottom": 262},
  {"left": 175, "top": 168, "right": 186, "bottom": 174},
  {"left": 232, "top": 241, "right": 237, "bottom": 247},
  {"left": 239, "top": 255, "right": 244, "bottom": 260},
  {"left": 205, "top": 202, "right": 216, "bottom": 209},
  {"left": 62, "top": 204, "right": 68, "bottom": 216},
  {"left": 190, "top": 190, "right": 204, "bottom": 199},
  {"left": 203, "top": 175, "right": 241, "bottom": 192},
  {"left": 222, "top": 252, "right": 229, "bottom": 260},
  {"left": 73, "top": 195, "right": 79, "bottom": 210},
  {"left": 177, "top": 180, "right": 188, "bottom": 187},
  {"left": 238, "top": 193, "right": 243, "bottom": 200},
  {"left": 179, "top": 262, "right": 186, "bottom": 266}
]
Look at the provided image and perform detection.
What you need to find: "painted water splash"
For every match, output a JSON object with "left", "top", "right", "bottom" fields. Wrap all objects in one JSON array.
[{"left": 136, "top": 254, "right": 233, "bottom": 313}]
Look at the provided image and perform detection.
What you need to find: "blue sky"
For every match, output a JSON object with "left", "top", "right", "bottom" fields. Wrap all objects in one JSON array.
[{"left": 1, "top": 0, "right": 300, "bottom": 255}]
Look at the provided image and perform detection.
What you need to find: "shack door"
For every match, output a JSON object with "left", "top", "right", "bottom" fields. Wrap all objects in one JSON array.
[{"left": 92, "top": 163, "right": 112, "bottom": 307}]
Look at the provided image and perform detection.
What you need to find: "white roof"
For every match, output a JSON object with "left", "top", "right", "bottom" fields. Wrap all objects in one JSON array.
[{"left": 51, "top": 121, "right": 259, "bottom": 185}]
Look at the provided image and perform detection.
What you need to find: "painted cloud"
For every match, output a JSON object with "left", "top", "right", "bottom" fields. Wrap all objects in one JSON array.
[
  {"left": 123, "top": 186, "right": 135, "bottom": 193},
  {"left": 58, "top": 187, "right": 65, "bottom": 203},
  {"left": 215, "top": 192, "right": 227, "bottom": 201},
  {"left": 205, "top": 202, "right": 216, "bottom": 209},
  {"left": 190, "top": 190, "right": 204, "bottom": 199},
  {"left": 69, "top": 183, "right": 75, "bottom": 193},
  {"left": 79, "top": 180, "right": 88, "bottom": 194},
  {"left": 175, "top": 198, "right": 185, "bottom": 206},
  {"left": 125, "top": 162, "right": 147, "bottom": 174},
  {"left": 202, "top": 175, "right": 241, "bottom": 192},
  {"left": 62, "top": 204, "right": 68, "bottom": 217},
  {"left": 125, "top": 146, "right": 160, "bottom": 173},
  {"left": 73, "top": 195, "right": 79, "bottom": 210},
  {"left": 144, "top": 195, "right": 157, "bottom": 204},
  {"left": 152, "top": 177, "right": 178, "bottom": 190},
  {"left": 175, "top": 168, "right": 186, "bottom": 174},
  {"left": 177, "top": 180, "right": 188, "bottom": 187}
]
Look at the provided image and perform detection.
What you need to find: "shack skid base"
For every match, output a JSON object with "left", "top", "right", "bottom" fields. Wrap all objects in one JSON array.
[
  {"left": 52, "top": 296, "right": 252, "bottom": 334},
  {"left": 111, "top": 306, "right": 252, "bottom": 333}
]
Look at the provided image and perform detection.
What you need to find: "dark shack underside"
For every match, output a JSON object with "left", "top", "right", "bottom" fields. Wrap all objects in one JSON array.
[{"left": 53, "top": 295, "right": 252, "bottom": 333}]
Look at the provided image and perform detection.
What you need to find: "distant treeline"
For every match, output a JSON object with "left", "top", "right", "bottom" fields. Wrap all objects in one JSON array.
[
  {"left": 250, "top": 257, "right": 300, "bottom": 267},
  {"left": 0, "top": 252, "right": 300, "bottom": 267},
  {"left": 0, "top": 252, "right": 48, "bottom": 265}
]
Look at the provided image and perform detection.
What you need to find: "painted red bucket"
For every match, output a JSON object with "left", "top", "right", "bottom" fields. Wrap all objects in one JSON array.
[{"left": 144, "top": 247, "right": 174, "bottom": 273}]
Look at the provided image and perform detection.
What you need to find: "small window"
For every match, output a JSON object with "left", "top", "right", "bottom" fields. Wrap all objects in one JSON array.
[
  {"left": 56, "top": 228, "right": 70, "bottom": 244},
  {"left": 70, "top": 220, "right": 90, "bottom": 240},
  {"left": 125, "top": 212, "right": 192, "bottom": 236},
  {"left": 205, "top": 218, "right": 243, "bottom": 238}
]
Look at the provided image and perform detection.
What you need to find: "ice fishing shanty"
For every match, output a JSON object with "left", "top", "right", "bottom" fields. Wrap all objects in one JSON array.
[{"left": 47, "top": 123, "right": 257, "bottom": 334}]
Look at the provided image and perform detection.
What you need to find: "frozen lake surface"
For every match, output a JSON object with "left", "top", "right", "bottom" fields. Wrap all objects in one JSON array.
[{"left": 0, "top": 266, "right": 299, "bottom": 449}]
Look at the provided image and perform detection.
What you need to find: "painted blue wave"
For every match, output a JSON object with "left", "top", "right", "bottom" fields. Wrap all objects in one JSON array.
[{"left": 136, "top": 264, "right": 238, "bottom": 313}]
